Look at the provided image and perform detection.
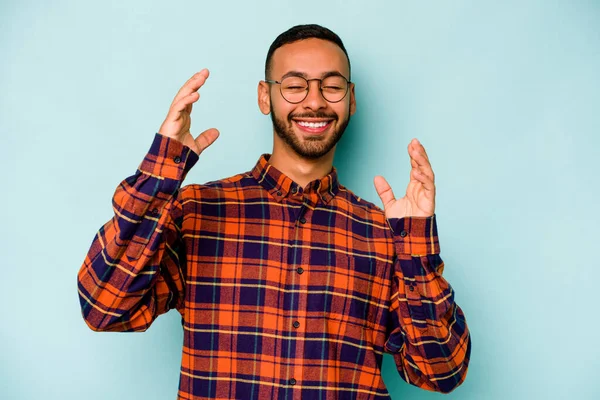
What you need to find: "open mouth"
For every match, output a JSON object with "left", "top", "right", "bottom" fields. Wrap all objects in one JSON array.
[{"left": 292, "top": 119, "right": 334, "bottom": 134}]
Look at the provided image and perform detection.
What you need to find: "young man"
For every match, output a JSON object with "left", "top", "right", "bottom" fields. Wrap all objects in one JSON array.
[{"left": 78, "top": 25, "right": 471, "bottom": 399}]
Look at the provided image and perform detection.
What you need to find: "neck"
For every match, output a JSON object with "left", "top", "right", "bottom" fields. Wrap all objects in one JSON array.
[{"left": 268, "top": 135, "right": 335, "bottom": 189}]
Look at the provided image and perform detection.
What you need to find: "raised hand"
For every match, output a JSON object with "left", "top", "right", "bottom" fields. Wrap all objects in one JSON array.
[
  {"left": 158, "top": 69, "right": 219, "bottom": 155},
  {"left": 374, "top": 138, "right": 436, "bottom": 219}
]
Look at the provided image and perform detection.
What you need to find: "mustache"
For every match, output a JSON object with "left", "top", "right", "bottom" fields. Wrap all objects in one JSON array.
[{"left": 288, "top": 112, "right": 338, "bottom": 120}]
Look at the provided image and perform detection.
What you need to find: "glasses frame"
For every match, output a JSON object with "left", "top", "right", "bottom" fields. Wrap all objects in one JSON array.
[{"left": 265, "top": 75, "right": 352, "bottom": 104}]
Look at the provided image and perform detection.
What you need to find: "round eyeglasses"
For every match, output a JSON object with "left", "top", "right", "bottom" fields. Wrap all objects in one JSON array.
[{"left": 265, "top": 75, "right": 351, "bottom": 104}]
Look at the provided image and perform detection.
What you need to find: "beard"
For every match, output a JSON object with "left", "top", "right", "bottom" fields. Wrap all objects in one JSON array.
[{"left": 270, "top": 103, "right": 351, "bottom": 160}]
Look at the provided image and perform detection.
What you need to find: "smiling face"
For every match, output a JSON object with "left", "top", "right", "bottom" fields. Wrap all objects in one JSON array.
[{"left": 258, "top": 38, "right": 356, "bottom": 160}]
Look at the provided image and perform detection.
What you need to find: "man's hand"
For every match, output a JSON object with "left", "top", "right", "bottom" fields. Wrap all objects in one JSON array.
[
  {"left": 158, "top": 69, "right": 219, "bottom": 155},
  {"left": 374, "top": 138, "right": 436, "bottom": 219}
]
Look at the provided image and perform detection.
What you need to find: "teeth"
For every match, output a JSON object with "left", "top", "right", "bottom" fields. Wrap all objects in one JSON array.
[{"left": 297, "top": 121, "right": 328, "bottom": 128}]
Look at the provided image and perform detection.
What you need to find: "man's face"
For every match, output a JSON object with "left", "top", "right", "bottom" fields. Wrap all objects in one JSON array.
[{"left": 259, "top": 38, "right": 356, "bottom": 160}]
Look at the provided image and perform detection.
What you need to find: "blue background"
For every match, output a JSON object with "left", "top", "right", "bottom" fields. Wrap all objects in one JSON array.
[{"left": 1, "top": 1, "right": 599, "bottom": 399}]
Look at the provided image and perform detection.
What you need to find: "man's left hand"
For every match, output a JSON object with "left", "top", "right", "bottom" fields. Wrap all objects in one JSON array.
[{"left": 374, "top": 138, "right": 436, "bottom": 219}]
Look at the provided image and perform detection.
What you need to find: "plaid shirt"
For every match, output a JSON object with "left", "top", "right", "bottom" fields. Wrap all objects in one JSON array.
[{"left": 78, "top": 133, "right": 471, "bottom": 399}]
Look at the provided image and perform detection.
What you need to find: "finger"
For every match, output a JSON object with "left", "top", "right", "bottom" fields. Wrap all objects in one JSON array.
[
  {"left": 194, "top": 128, "right": 220, "bottom": 154},
  {"left": 184, "top": 96, "right": 194, "bottom": 115},
  {"left": 409, "top": 141, "right": 434, "bottom": 181},
  {"left": 167, "top": 91, "right": 199, "bottom": 122},
  {"left": 171, "top": 69, "right": 210, "bottom": 107},
  {"left": 373, "top": 175, "right": 396, "bottom": 209},
  {"left": 174, "top": 69, "right": 209, "bottom": 103},
  {"left": 411, "top": 162, "right": 434, "bottom": 182},
  {"left": 409, "top": 138, "right": 429, "bottom": 161},
  {"left": 409, "top": 144, "right": 430, "bottom": 167},
  {"left": 420, "top": 145, "right": 430, "bottom": 162},
  {"left": 411, "top": 168, "right": 436, "bottom": 193}
]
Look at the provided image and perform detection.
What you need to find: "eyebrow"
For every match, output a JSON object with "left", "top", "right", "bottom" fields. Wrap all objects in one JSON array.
[{"left": 280, "top": 70, "right": 348, "bottom": 80}]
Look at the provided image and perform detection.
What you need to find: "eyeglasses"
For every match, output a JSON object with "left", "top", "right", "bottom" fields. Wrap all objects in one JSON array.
[{"left": 265, "top": 75, "right": 351, "bottom": 104}]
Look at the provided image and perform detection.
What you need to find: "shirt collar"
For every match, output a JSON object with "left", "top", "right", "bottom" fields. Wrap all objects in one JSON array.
[{"left": 251, "top": 154, "right": 339, "bottom": 205}]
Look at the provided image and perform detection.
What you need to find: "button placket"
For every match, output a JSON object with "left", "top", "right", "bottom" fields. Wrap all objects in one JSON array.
[{"left": 295, "top": 203, "right": 309, "bottom": 227}]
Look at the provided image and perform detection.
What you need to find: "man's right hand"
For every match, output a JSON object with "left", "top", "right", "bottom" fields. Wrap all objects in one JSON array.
[{"left": 158, "top": 69, "right": 220, "bottom": 155}]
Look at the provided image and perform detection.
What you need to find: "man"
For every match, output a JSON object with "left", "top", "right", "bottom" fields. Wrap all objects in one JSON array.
[{"left": 78, "top": 24, "right": 471, "bottom": 399}]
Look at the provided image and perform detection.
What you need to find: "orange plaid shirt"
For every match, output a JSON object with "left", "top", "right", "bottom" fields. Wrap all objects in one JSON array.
[{"left": 77, "top": 133, "right": 470, "bottom": 399}]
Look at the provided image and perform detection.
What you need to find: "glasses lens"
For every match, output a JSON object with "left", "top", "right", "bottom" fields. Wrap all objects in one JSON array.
[
  {"left": 278, "top": 76, "right": 349, "bottom": 103},
  {"left": 280, "top": 77, "right": 308, "bottom": 103},
  {"left": 321, "top": 76, "right": 348, "bottom": 102}
]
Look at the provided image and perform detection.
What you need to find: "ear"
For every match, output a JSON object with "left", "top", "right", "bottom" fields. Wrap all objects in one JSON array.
[
  {"left": 258, "top": 81, "right": 271, "bottom": 115},
  {"left": 349, "top": 83, "right": 356, "bottom": 116}
]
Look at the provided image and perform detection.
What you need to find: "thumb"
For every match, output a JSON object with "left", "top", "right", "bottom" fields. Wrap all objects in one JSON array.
[
  {"left": 194, "top": 128, "right": 220, "bottom": 155},
  {"left": 373, "top": 175, "right": 396, "bottom": 210}
]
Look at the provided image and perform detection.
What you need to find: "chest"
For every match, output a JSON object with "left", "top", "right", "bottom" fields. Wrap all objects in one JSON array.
[{"left": 181, "top": 198, "right": 393, "bottom": 329}]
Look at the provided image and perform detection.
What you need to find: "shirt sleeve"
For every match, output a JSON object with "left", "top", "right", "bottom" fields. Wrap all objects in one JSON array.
[
  {"left": 77, "top": 133, "right": 199, "bottom": 332},
  {"left": 384, "top": 214, "right": 471, "bottom": 393}
]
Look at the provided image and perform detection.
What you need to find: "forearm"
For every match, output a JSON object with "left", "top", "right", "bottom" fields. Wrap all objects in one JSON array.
[
  {"left": 385, "top": 215, "right": 471, "bottom": 393},
  {"left": 77, "top": 133, "right": 198, "bottom": 332}
]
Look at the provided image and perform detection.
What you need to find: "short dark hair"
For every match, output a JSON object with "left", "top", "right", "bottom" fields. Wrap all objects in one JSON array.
[{"left": 265, "top": 24, "right": 351, "bottom": 80}]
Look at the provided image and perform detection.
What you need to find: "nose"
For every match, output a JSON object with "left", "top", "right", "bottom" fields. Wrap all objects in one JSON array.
[{"left": 301, "top": 80, "right": 327, "bottom": 111}]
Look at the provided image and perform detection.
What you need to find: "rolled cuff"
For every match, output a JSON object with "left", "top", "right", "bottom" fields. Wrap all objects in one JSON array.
[
  {"left": 387, "top": 214, "right": 440, "bottom": 256},
  {"left": 137, "top": 133, "right": 199, "bottom": 181}
]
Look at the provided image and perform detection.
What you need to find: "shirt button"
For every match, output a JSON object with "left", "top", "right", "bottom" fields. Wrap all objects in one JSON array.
[
  {"left": 276, "top": 191, "right": 282, "bottom": 196},
  {"left": 289, "top": 378, "right": 296, "bottom": 385},
  {"left": 173, "top": 156, "right": 182, "bottom": 164},
  {"left": 299, "top": 217, "right": 306, "bottom": 224},
  {"left": 297, "top": 267, "right": 304, "bottom": 274},
  {"left": 291, "top": 187, "right": 298, "bottom": 194},
  {"left": 409, "top": 286, "right": 414, "bottom": 292},
  {"left": 400, "top": 230, "right": 408, "bottom": 237},
  {"left": 293, "top": 321, "right": 300, "bottom": 328},
  {"left": 150, "top": 208, "right": 159, "bottom": 216}
]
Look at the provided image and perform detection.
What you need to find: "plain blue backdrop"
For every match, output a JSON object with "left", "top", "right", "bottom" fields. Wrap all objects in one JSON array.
[{"left": 1, "top": 1, "right": 599, "bottom": 399}]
